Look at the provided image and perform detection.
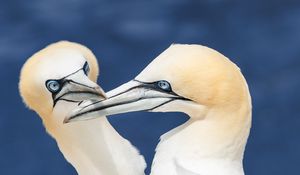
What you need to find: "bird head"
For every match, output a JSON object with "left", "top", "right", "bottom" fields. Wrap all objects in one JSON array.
[
  {"left": 19, "top": 41, "right": 105, "bottom": 130},
  {"left": 66, "top": 44, "right": 251, "bottom": 123}
]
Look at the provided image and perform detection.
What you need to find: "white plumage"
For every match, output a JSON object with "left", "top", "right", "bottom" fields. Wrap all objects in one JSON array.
[
  {"left": 19, "top": 41, "right": 146, "bottom": 175},
  {"left": 69, "top": 44, "right": 252, "bottom": 175}
]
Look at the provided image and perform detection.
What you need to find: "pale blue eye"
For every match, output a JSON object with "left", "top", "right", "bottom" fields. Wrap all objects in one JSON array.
[
  {"left": 157, "top": 80, "right": 171, "bottom": 92},
  {"left": 46, "top": 80, "right": 61, "bottom": 93},
  {"left": 83, "top": 62, "right": 90, "bottom": 75}
]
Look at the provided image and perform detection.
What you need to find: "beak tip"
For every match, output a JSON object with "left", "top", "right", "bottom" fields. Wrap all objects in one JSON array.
[{"left": 95, "top": 86, "right": 107, "bottom": 99}]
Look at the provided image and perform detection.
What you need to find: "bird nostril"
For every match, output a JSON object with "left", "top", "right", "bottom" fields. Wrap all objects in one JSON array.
[
  {"left": 77, "top": 99, "right": 99, "bottom": 108},
  {"left": 78, "top": 100, "right": 84, "bottom": 106}
]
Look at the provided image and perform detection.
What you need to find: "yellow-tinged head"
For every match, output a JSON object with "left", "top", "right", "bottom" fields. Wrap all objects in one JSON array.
[
  {"left": 67, "top": 44, "right": 251, "bottom": 124},
  {"left": 19, "top": 41, "right": 105, "bottom": 129},
  {"left": 137, "top": 44, "right": 250, "bottom": 112}
]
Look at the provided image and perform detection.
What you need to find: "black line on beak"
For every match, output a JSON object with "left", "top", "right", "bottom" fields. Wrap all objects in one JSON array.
[
  {"left": 148, "top": 99, "right": 175, "bottom": 111},
  {"left": 49, "top": 65, "right": 104, "bottom": 108},
  {"left": 61, "top": 68, "right": 83, "bottom": 80},
  {"left": 53, "top": 90, "right": 101, "bottom": 107},
  {"left": 59, "top": 98, "right": 81, "bottom": 103},
  {"left": 75, "top": 79, "right": 191, "bottom": 110},
  {"left": 66, "top": 79, "right": 95, "bottom": 90},
  {"left": 68, "top": 95, "right": 189, "bottom": 121}
]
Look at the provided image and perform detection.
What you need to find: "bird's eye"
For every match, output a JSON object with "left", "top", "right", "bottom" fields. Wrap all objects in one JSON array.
[
  {"left": 157, "top": 80, "right": 172, "bottom": 92},
  {"left": 83, "top": 61, "right": 90, "bottom": 75},
  {"left": 46, "top": 80, "right": 61, "bottom": 93}
]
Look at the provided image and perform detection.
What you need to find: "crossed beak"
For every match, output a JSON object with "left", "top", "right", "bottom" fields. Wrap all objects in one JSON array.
[{"left": 64, "top": 79, "right": 190, "bottom": 123}]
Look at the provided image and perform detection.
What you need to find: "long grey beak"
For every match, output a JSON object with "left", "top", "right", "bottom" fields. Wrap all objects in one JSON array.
[
  {"left": 51, "top": 70, "right": 106, "bottom": 122},
  {"left": 65, "top": 79, "right": 190, "bottom": 123}
]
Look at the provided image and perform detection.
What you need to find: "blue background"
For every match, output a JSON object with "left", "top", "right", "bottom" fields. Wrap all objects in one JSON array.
[{"left": 0, "top": 0, "right": 299, "bottom": 174}]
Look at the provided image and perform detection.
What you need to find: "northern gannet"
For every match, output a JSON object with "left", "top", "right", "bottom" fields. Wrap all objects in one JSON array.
[
  {"left": 66, "top": 44, "right": 252, "bottom": 175},
  {"left": 19, "top": 41, "right": 146, "bottom": 175}
]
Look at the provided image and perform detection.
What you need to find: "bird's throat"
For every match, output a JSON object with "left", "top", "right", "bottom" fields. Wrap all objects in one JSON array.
[
  {"left": 152, "top": 110, "right": 251, "bottom": 175},
  {"left": 44, "top": 117, "right": 145, "bottom": 175}
]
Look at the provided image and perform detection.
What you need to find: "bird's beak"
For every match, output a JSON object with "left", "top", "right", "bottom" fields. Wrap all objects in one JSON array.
[
  {"left": 52, "top": 71, "right": 106, "bottom": 120},
  {"left": 65, "top": 80, "right": 190, "bottom": 123}
]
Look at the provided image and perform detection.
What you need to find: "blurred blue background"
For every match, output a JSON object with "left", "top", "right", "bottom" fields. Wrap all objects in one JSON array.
[{"left": 0, "top": 0, "right": 299, "bottom": 174}]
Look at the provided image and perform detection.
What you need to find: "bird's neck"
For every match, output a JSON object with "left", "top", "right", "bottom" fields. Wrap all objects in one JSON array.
[
  {"left": 152, "top": 108, "right": 251, "bottom": 175},
  {"left": 44, "top": 117, "right": 145, "bottom": 175}
]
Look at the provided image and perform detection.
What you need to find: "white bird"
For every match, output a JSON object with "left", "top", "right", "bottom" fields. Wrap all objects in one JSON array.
[
  {"left": 66, "top": 44, "right": 252, "bottom": 175},
  {"left": 19, "top": 41, "right": 146, "bottom": 175}
]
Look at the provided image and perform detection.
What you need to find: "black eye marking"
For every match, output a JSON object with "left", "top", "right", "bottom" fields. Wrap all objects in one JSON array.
[
  {"left": 83, "top": 61, "right": 90, "bottom": 75},
  {"left": 46, "top": 80, "right": 62, "bottom": 93},
  {"left": 45, "top": 66, "right": 82, "bottom": 94},
  {"left": 156, "top": 80, "right": 172, "bottom": 92}
]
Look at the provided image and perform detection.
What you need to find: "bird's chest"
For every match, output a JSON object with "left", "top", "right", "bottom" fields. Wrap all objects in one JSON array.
[
  {"left": 151, "top": 140, "right": 200, "bottom": 175},
  {"left": 151, "top": 137, "right": 242, "bottom": 175}
]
